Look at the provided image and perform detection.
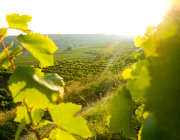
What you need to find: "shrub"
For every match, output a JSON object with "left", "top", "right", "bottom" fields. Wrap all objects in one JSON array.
[{"left": 0, "top": 89, "right": 15, "bottom": 111}]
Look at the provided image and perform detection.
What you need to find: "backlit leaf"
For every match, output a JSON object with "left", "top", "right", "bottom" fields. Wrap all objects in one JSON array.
[
  {"left": 0, "top": 45, "right": 22, "bottom": 68},
  {"left": 6, "top": 14, "right": 32, "bottom": 33},
  {"left": 0, "top": 27, "right": 7, "bottom": 41},
  {"left": 144, "top": 10, "right": 180, "bottom": 139},
  {"left": 36, "top": 120, "right": 53, "bottom": 129},
  {"left": 141, "top": 114, "right": 167, "bottom": 140},
  {"left": 8, "top": 66, "right": 64, "bottom": 109},
  {"left": 17, "top": 33, "right": 58, "bottom": 67},
  {"left": 50, "top": 128, "right": 77, "bottom": 140},
  {"left": 49, "top": 103, "right": 92, "bottom": 138},
  {"left": 144, "top": 26, "right": 156, "bottom": 37},
  {"left": 15, "top": 118, "right": 26, "bottom": 140},
  {"left": 121, "top": 60, "right": 151, "bottom": 99},
  {"left": 14, "top": 106, "right": 30, "bottom": 123},
  {"left": 31, "top": 108, "right": 44, "bottom": 125},
  {"left": 109, "top": 86, "right": 135, "bottom": 138}
]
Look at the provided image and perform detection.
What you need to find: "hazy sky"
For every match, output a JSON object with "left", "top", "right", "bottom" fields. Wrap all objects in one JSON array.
[{"left": 1, "top": 0, "right": 168, "bottom": 36}]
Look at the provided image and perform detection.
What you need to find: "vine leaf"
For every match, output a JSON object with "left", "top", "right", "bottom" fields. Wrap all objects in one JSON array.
[
  {"left": 144, "top": 26, "right": 156, "bottom": 37},
  {"left": 8, "top": 66, "right": 64, "bottom": 109},
  {"left": 50, "top": 128, "right": 77, "bottom": 140},
  {"left": 31, "top": 108, "right": 44, "bottom": 125},
  {"left": 0, "top": 27, "right": 7, "bottom": 41},
  {"left": 15, "top": 118, "right": 26, "bottom": 140},
  {"left": 141, "top": 114, "right": 167, "bottom": 140},
  {"left": 144, "top": 10, "right": 180, "bottom": 140},
  {"left": 135, "top": 104, "right": 149, "bottom": 121},
  {"left": 49, "top": 103, "right": 92, "bottom": 138},
  {"left": 134, "top": 35, "right": 144, "bottom": 47},
  {"left": 14, "top": 106, "right": 30, "bottom": 123},
  {"left": 0, "top": 45, "right": 22, "bottom": 68},
  {"left": 109, "top": 86, "right": 135, "bottom": 138},
  {"left": 36, "top": 120, "right": 53, "bottom": 129},
  {"left": 17, "top": 33, "right": 58, "bottom": 67},
  {"left": 121, "top": 60, "right": 151, "bottom": 99},
  {"left": 6, "top": 14, "right": 32, "bottom": 34}
]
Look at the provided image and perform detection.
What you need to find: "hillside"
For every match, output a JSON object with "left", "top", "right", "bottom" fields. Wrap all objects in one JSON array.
[
  {"left": 13, "top": 41, "right": 137, "bottom": 66},
  {"left": 0, "top": 34, "right": 135, "bottom": 52}
]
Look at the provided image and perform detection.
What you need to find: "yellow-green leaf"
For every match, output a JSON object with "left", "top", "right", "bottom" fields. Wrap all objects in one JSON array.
[
  {"left": 144, "top": 26, "right": 156, "bottom": 37},
  {"left": 49, "top": 103, "right": 92, "bottom": 138},
  {"left": 17, "top": 33, "right": 58, "bottom": 67},
  {"left": 15, "top": 118, "right": 26, "bottom": 140},
  {"left": 109, "top": 86, "right": 135, "bottom": 138},
  {"left": 0, "top": 27, "right": 7, "bottom": 42},
  {"left": 8, "top": 66, "right": 64, "bottom": 109},
  {"left": 6, "top": 14, "right": 32, "bottom": 33},
  {"left": 0, "top": 45, "right": 22, "bottom": 68},
  {"left": 50, "top": 128, "right": 77, "bottom": 140}
]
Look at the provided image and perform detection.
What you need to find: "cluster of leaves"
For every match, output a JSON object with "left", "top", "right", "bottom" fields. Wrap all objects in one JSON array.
[
  {"left": 108, "top": 7, "right": 180, "bottom": 140},
  {"left": 0, "top": 67, "right": 13, "bottom": 78},
  {"left": 0, "top": 14, "right": 92, "bottom": 140}
]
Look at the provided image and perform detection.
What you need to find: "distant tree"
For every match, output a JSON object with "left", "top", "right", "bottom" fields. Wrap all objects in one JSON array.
[{"left": 67, "top": 46, "right": 72, "bottom": 51}]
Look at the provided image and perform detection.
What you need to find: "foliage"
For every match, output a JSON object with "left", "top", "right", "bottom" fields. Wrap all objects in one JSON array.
[
  {"left": 0, "top": 14, "right": 91, "bottom": 140},
  {"left": 0, "top": 88, "right": 15, "bottom": 110},
  {"left": 67, "top": 46, "right": 72, "bottom": 51},
  {"left": 108, "top": 6, "right": 180, "bottom": 140}
]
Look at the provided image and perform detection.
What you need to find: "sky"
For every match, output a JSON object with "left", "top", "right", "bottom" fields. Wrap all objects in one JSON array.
[{"left": 1, "top": 0, "right": 168, "bottom": 36}]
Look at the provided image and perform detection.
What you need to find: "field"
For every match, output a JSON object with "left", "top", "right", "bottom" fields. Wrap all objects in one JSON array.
[{"left": 13, "top": 41, "right": 136, "bottom": 66}]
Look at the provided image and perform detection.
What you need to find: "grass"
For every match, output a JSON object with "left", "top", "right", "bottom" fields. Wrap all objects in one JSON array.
[
  {"left": 74, "top": 92, "right": 133, "bottom": 140},
  {"left": 0, "top": 109, "right": 18, "bottom": 140}
]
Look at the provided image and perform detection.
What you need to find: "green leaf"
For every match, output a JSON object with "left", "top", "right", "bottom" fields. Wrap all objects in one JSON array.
[
  {"left": 141, "top": 114, "right": 167, "bottom": 140},
  {"left": 133, "top": 35, "right": 148, "bottom": 47},
  {"left": 6, "top": 14, "right": 32, "bottom": 33},
  {"left": 109, "top": 86, "right": 135, "bottom": 138},
  {"left": 144, "top": 26, "right": 156, "bottom": 37},
  {"left": 135, "top": 104, "right": 149, "bottom": 121},
  {"left": 0, "top": 27, "right": 7, "bottom": 41},
  {"left": 0, "top": 45, "right": 22, "bottom": 68},
  {"left": 50, "top": 128, "right": 77, "bottom": 140},
  {"left": 8, "top": 66, "right": 64, "bottom": 109},
  {"left": 36, "top": 120, "right": 53, "bottom": 129},
  {"left": 50, "top": 129, "right": 58, "bottom": 140},
  {"left": 49, "top": 103, "right": 92, "bottom": 138},
  {"left": 14, "top": 106, "right": 30, "bottom": 123},
  {"left": 0, "top": 50, "right": 10, "bottom": 68},
  {"left": 135, "top": 104, "right": 145, "bottom": 120},
  {"left": 31, "top": 108, "right": 44, "bottom": 125},
  {"left": 15, "top": 118, "right": 26, "bottom": 140},
  {"left": 121, "top": 60, "right": 151, "bottom": 99},
  {"left": 17, "top": 33, "right": 58, "bottom": 67},
  {"left": 144, "top": 10, "right": 180, "bottom": 139}
]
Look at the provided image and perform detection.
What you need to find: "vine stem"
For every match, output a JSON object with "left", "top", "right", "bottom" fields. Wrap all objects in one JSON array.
[
  {"left": 1, "top": 38, "right": 15, "bottom": 69},
  {"left": 10, "top": 48, "right": 26, "bottom": 59},
  {"left": 25, "top": 102, "right": 41, "bottom": 140},
  {"left": 41, "top": 123, "right": 57, "bottom": 139},
  {"left": 134, "top": 103, "right": 141, "bottom": 107}
]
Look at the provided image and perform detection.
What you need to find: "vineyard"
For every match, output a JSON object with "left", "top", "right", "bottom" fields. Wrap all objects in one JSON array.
[{"left": 1, "top": 3, "right": 180, "bottom": 140}]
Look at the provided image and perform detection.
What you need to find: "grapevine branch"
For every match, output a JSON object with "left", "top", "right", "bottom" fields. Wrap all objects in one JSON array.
[
  {"left": 41, "top": 123, "right": 57, "bottom": 139},
  {"left": 10, "top": 48, "right": 26, "bottom": 59},
  {"left": 1, "top": 38, "right": 15, "bottom": 69},
  {"left": 25, "top": 102, "right": 41, "bottom": 140}
]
